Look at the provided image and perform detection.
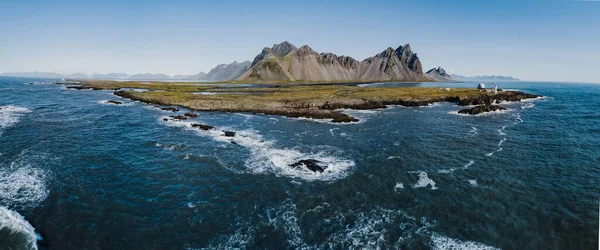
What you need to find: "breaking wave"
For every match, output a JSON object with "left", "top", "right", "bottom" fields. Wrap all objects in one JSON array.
[
  {"left": 430, "top": 233, "right": 499, "bottom": 250},
  {"left": 409, "top": 171, "right": 438, "bottom": 190},
  {"left": 161, "top": 117, "right": 354, "bottom": 181},
  {"left": 0, "top": 206, "right": 40, "bottom": 250},
  {"left": 0, "top": 106, "right": 31, "bottom": 136}
]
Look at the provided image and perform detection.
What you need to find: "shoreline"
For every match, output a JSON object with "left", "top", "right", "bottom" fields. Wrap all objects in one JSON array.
[{"left": 58, "top": 80, "right": 542, "bottom": 122}]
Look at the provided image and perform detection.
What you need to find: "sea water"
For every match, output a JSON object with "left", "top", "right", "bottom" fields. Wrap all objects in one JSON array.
[{"left": 0, "top": 77, "right": 598, "bottom": 249}]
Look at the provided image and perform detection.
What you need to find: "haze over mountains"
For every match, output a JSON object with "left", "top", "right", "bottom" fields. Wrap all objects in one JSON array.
[
  {"left": 449, "top": 74, "right": 520, "bottom": 81},
  {"left": 0, "top": 71, "right": 190, "bottom": 80},
  {"left": 188, "top": 61, "right": 251, "bottom": 81},
  {"left": 0, "top": 41, "right": 519, "bottom": 83}
]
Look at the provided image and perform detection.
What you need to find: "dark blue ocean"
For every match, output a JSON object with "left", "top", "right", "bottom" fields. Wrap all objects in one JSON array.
[{"left": 0, "top": 77, "right": 598, "bottom": 249}]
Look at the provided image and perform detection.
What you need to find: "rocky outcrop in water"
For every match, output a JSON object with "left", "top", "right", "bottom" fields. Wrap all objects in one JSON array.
[
  {"left": 236, "top": 41, "right": 431, "bottom": 82},
  {"left": 107, "top": 100, "right": 122, "bottom": 105},
  {"left": 192, "top": 123, "right": 214, "bottom": 130},
  {"left": 160, "top": 107, "right": 179, "bottom": 112},
  {"left": 426, "top": 67, "right": 453, "bottom": 81},
  {"left": 169, "top": 115, "right": 188, "bottom": 121},
  {"left": 184, "top": 112, "right": 198, "bottom": 118},
  {"left": 290, "top": 159, "right": 326, "bottom": 173},
  {"left": 66, "top": 85, "right": 120, "bottom": 90},
  {"left": 458, "top": 91, "right": 541, "bottom": 106},
  {"left": 458, "top": 105, "right": 507, "bottom": 115},
  {"left": 223, "top": 131, "right": 236, "bottom": 137}
]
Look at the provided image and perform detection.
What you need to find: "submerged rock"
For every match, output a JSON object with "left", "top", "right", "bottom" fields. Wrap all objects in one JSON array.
[
  {"left": 160, "top": 107, "right": 179, "bottom": 112},
  {"left": 107, "top": 100, "right": 122, "bottom": 105},
  {"left": 184, "top": 112, "right": 198, "bottom": 118},
  {"left": 289, "top": 159, "right": 326, "bottom": 173},
  {"left": 458, "top": 105, "right": 507, "bottom": 115},
  {"left": 169, "top": 115, "right": 188, "bottom": 121},
  {"left": 191, "top": 123, "right": 214, "bottom": 130},
  {"left": 223, "top": 131, "right": 236, "bottom": 137}
]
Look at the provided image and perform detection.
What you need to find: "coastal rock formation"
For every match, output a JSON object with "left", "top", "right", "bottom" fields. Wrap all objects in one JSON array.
[
  {"left": 160, "top": 107, "right": 179, "bottom": 112},
  {"left": 223, "top": 131, "right": 236, "bottom": 137},
  {"left": 169, "top": 115, "right": 188, "bottom": 121},
  {"left": 107, "top": 100, "right": 122, "bottom": 105},
  {"left": 113, "top": 87, "right": 541, "bottom": 123},
  {"left": 290, "top": 159, "right": 326, "bottom": 173},
  {"left": 184, "top": 112, "right": 198, "bottom": 118},
  {"left": 458, "top": 105, "right": 507, "bottom": 115},
  {"left": 458, "top": 91, "right": 541, "bottom": 106},
  {"left": 236, "top": 41, "right": 431, "bottom": 82},
  {"left": 192, "top": 123, "right": 214, "bottom": 130},
  {"left": 188, "top": 61, "right": 251, "bottom": 81},
  {"left": 426, "top": 67, "right": 453, "bottom": 81},
  {"left": 66, "top": 85, "right": 120, "bottom": 90}
]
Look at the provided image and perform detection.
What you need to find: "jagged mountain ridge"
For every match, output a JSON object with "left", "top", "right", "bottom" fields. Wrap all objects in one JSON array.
[
  {"left": 426, "top": 67, "right": 453, "bottom": 81},
  {"left": 237, "top": 41, "right": 432, "bottom": 82}
]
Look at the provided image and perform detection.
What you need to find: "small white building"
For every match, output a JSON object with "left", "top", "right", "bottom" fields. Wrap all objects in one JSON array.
[{"left": 477, "top": 83, "right": 486, "bottom": 89}]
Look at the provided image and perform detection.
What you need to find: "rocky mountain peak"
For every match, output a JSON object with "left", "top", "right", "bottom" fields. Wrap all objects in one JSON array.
[
  {"left": 425, "top": 66, "right": 452, "bottom": 81},
  {"left": 296, "top": 45, "right": 318, "bottom": 57},
  {"left": 395, "top": 44, "right": 422, "bottom": 74},
  {"left": 270, "top": 41, "right": 297, "bottom": 57}
]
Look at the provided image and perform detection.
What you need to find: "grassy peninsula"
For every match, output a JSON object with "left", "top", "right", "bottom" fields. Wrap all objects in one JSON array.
[{"left": 59, "top": 80, "right": 540, "bottom": 122}]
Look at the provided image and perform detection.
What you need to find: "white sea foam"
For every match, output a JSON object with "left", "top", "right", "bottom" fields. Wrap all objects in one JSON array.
[
  {"left": 439, "top": 160, "right": 475, "bottom": 174},
  {"left": 486, "top": 138, "right": 506, "bottom": 157},
  {"left": 394, "top": 182, "right": 404, "bottom": 191},
  {"left": 521, "top": 103, "right": 535, "bottom": 109},
  {"left": 329, "top": 128, "right": 339, "bottom": 136},
  {"left": 469, "top": 126, "right": 478, "bottom": 136},
  {"left": 387, "top": 156, "right": 402, "bottom": 160},
  {"left": 409, "top": 171, "right": 438, "bottom": 190},
  {"left": 0, "top": 106, "right": 31, "bottom": 136},
  {"left": 0, "top": 206, "right": 40, "bottom": 250},
  {"left": 161, "top": 117, "right": 354, "bottom": 181},
  {"left": 266, "top": 199, "right": 307, "bottom": 248},
  {"left": 430, "top": 233, "right": 499, "bottom": 250},
  {"left": 498, "top": 125, "right": 507, "bottom": 135},
  {"left": 325, "top": 207, "right": 436, "bottom": 249},
  {"left": 447, "top": 108, "right": 513, "bottom": 117},
  {"left": 462, "top": 160, "right": 475, "bottom": 170},
  {"left": 198, "top": 222, "right": 255, "bottom": 250},
  {"left": 468, "top": 180, "right": 478, "bottom": 187},
  {"left": 0, "top": 151, "right": 50, "bottom": 209},
  {"left": 97, "top": 100, "right": 133, "bottom": 106}
]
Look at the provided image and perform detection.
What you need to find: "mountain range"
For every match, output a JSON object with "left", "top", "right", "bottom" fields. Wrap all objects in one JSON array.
[
  {"left": 188, "top": 61, "right": 251, "bottom": 81},
  {"left": 0, "top": 72, "right": 191, "bottom": 80},
  {"left": 1, "top": 42, "right": 520, "bottom": 83},
  {"left": 450, "top": 74, "right": 520, "bottom": 81},
  {"left": 234, "top": 41, "right": 430, "bottom": 82}
]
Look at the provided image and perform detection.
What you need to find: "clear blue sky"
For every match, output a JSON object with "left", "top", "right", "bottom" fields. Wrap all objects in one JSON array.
[{"left": 0, "top": 0, "right": 598, "bottom": 82}]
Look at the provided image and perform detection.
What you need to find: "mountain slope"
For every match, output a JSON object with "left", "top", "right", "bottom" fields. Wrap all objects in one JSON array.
[
  {"left": 237, "top": 41, "right": 431, "bottom": 82},
  {"left": 426, "top": 67, "right": 453, "bottom": 81},
  {"left": 188, "top": 61, "right": 251, "bottom": 81}
]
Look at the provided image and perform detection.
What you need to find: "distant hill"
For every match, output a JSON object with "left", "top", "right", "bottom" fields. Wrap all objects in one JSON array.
[
  {"left": 236, "top": 41, "right": 431, "bottom": 82},
  {"left": 450, "top": 74, "right": 519, "bottom": 81},
  {"left": 127, "top": 73, "right": 173, "bottom": 80},
  {"left": 0, "top": 71, "right": 65, "bottom": 79},
  {"left": 188, "top": 61, "right": 251, "bottom": 81},
  {"left": 426, "top": 67, "right": 453, "bottom": 82},
  {"left": 89, "top": 73, "right": 130, "bottom": 80}
]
